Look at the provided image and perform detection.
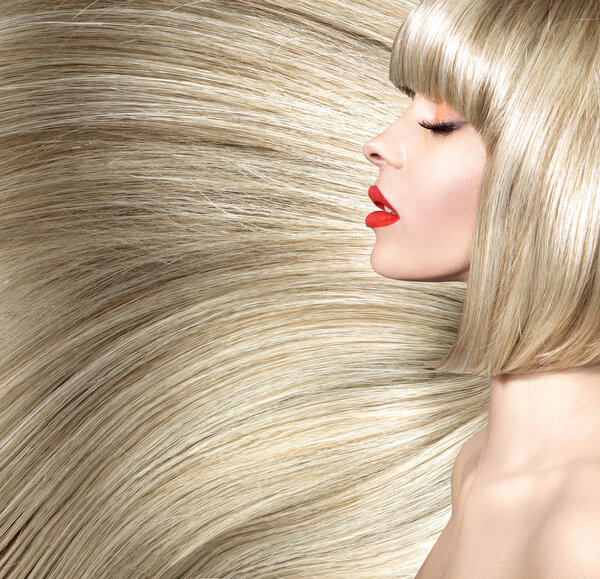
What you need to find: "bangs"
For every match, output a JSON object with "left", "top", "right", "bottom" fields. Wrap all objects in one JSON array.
[{"left": 389, "top": 0, "right": 507, "bottom": 133}]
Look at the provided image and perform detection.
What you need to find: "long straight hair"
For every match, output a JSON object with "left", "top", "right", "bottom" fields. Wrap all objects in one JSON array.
[{"left": 0, "top": 0, "right": 489, "bottom": 576}]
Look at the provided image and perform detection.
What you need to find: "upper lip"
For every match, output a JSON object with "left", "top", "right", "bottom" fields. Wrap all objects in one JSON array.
[{"left": 368, "top": 185, "right": 398, "bottom": 215}]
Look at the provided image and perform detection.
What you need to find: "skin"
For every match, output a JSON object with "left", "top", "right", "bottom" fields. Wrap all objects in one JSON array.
[
  {"left": 479, "top": 366, "right": 600, "bottom": 479},
  {"left": 362, "top": 93, "right": 487, "bottom": 282},
  {"left": 364, "top": 93, "right": 600, "bottom": 573}
]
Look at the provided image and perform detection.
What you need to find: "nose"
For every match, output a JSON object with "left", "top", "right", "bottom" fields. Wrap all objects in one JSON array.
[
  {"left": 362, "top": 138, "right": 383, "bottom": 165},
  {"left": 362, "top": 123, "right": 404, "bottom": 169}
]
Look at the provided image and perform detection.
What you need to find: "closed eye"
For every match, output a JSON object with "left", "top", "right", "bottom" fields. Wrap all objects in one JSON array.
[{"left": 418, "top": 120, "right": 458, "bottom": 136}]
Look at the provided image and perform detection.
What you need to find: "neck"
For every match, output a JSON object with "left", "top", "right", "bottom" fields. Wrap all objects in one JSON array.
[{"left": 479, "top": 365, "right": 600, "bottom": 477}]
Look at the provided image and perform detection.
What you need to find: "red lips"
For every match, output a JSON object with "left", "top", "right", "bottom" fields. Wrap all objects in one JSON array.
[
  {"left": 366, "top": 185, "right": 400, "bottom": 228},
  {"left": 368, "top": 185, "right": 398, "bottom": 213}
]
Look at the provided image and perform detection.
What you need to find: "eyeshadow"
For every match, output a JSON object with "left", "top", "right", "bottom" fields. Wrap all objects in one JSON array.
[{"left": 433, "top": 102, "right": 456, "bottom": 122}]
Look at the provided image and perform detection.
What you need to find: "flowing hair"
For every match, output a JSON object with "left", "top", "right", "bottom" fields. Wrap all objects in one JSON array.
[{"left": 0, "top": 0, "right": 498, "bottom": 577}]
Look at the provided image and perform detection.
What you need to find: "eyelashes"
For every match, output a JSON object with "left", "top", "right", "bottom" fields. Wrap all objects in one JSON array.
[{"left": 418, "top": 120, "right": 458, "bottom": 136}]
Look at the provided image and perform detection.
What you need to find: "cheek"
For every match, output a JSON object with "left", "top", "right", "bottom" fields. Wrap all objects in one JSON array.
[{"left": 413, "top": 151, "right": 485, "bottom": 231}]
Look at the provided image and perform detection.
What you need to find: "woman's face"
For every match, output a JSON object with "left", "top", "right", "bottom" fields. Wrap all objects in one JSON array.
[{"left": 362, "top": 93, "right": 488, "bottom": 282}]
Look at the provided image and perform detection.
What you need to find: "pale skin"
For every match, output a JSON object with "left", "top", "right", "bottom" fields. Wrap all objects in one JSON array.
[{"left": 363, "top": 93, "right": 600, "bottom": 577}]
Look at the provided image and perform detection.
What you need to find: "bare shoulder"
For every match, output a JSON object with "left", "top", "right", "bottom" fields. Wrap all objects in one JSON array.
[
  {"left": 415, "top": 426, "right": 488, "bottom": 578},
  {"left": 451, "top": 425, "right": 487, "bottom": 508},
  {"left": 528, "top": 462, "right": 600, "bottom": 578}
]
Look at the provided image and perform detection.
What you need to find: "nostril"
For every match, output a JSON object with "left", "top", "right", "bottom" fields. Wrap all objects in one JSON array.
[
  {"left": 366, "top": 151, "right": 384, "bottom": 165},
  {"left": 363, "top": 142, "right": 383, "bottom": 164}
]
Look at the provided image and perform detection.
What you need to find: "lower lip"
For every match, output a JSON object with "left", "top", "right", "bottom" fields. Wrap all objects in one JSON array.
[{"left": 366, "top": 211, "right": 400, "bottom": 228}]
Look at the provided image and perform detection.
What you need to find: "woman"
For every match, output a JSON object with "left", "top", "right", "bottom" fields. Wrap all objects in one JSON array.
[{"left": 364, "top": 0, "right": 600, "bottom": 575}]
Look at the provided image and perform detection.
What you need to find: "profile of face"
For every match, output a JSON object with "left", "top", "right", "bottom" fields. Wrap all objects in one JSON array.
[{"left": 363, "top": 93, "right": 488, "bottom": 283}]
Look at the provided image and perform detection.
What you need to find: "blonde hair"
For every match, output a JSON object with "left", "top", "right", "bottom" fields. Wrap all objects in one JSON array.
[
  {"left": 0, "top": 1, "right": 493, "bottom": 577},
  {"left": 391, "top": 0, "right": 600, "bottom": 377}
]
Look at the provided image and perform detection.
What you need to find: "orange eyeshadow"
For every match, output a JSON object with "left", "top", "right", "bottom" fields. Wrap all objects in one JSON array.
[{"left": 434, "top": 102, "right": 456, "bottom": 122}]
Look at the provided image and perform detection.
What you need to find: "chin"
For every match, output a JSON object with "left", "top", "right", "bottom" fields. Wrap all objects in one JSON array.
[
  {"left": 369, "top": 249, "right": 469, "bottom": 283},
  {"left": 369, "top": 250, "right": 418, "bottom": 280}
]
